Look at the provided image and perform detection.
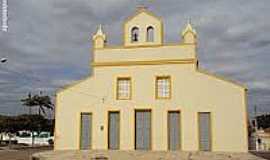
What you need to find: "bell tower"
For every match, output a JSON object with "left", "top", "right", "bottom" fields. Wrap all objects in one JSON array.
[{"left": 123, "top": 6, "right": 163, "bottom": 47}]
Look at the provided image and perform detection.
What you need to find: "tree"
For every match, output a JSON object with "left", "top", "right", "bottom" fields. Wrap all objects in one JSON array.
[
  {"left": 256, "top": 114, "right": 270, "bottom": 129},
  {"left": 21, "top": 92, "right": 54, "bottom": 116},
  {"left": 0, "top": 114, "right": 54, "bottom": 133},
  {"left": 20, "top": 92, "right": 35, "bottom": 115},
  {"left": 20, "top": 91, "right": 54, "bottom": 146}
]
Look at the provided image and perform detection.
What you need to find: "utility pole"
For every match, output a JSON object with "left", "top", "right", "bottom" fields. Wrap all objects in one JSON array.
[
  {"left": 7, "top": 114, "right": 12, "bottom": 149},
  {"left": 0, "top": 57, "right": 11, "bottom": 148},
  {"left": 254, "top": 105, "right": 258, "bottom": 130}
]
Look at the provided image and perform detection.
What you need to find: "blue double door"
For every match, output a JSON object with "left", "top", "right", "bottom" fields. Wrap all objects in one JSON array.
[
  {"left": 168, "top": 111, "right": 181, "bottom": 150},
  {"left": 80, "top": 113, "right": 92, "bottom": 150},
  {"left": 135, "top": 110, "right": 151, "bottom": 150},
  {"left": 108, "top": 112, "right": 120, "bottom": 149},
  {"left": 198, "top": 112, "right": 211, "bottom": 151}
]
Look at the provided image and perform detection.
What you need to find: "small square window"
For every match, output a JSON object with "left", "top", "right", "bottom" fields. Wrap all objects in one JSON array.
[
  {"left": 156, "top": 76, "right": 171, "bottom": 99},
  {"left": 117, "top": 77, "right": 131, "bottom": 100}
]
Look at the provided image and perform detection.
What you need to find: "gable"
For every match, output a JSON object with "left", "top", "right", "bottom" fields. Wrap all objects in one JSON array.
[
  {"left": 197, "top": 69, "right": 247, "bottom": 90},
  {"left": 124, "top": 8, "right": 162, "bottom": 23}
]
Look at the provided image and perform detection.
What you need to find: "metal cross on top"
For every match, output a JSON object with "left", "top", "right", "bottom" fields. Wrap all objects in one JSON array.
[{"left": 135, "top": 0, "right": 155, "bottom": 8}]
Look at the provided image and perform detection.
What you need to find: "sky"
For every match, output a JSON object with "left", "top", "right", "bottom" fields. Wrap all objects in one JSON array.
[{"left": 0, "top": 0, "right": 269, "bottom": 117}]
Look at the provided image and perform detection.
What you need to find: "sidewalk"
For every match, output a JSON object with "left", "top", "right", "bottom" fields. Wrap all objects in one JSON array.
[
  {"left": 32, "top": 150, "right": 267, "bottom": 160},
  {"left": 0, "top": 146, "right": 52, "bottom": 160}
]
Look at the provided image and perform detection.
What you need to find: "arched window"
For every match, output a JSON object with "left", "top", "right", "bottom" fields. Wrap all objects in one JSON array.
[
  {"left": 147, "top": 26, "right": 154, "bottom": 42},
  {"left": 131, "top": 27, "right": 139, "bottom": 42}
]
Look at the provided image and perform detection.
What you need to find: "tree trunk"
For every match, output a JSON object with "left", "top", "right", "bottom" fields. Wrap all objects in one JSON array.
[
  {"left": 32, "top": 131, "right": 35, "bottom": 147},
  {"left": 38, "top": 107, "right": 41, "bottom": 116},
  {"left": 29, "top": 107, "right": 32, "bottom": 115},
  {"left": 8, "top": 133, "right": 11, "bottom": 149}
]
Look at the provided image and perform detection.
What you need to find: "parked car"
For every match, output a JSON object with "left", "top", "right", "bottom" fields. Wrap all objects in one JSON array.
[
  {"left": 35, "top": 132, "right": 54, "bottom": 145},
  {"left": 16, "top": 130, "right": 53, "bottom": 146},
  {"left": 0, "top": 132, "right": 17, "bottom": 144}
]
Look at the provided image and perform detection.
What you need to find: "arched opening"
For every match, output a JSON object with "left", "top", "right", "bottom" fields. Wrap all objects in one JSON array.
[
  {"left": 131, "top": 27, "right": 139, "bottom": 42},
  {"left": 146, "top": 26, "right": 154, "bottom": 42}
]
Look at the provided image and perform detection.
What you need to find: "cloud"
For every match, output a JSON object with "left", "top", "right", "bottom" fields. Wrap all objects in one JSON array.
[
  {"left": 249, "top": 81, "right": 270, "bottom": 90},
  {"left": 0, "top": 0, "right": 269, "bottom": 115}
]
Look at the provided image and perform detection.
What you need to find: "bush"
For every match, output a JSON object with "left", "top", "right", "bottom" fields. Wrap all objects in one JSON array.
[{"left": 0, "top": 114, "right": 54, "bottom": 134}]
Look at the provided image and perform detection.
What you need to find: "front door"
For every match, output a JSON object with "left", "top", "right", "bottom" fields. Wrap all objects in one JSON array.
[
  {"left": 135, "top": 110, "right": 151, "bottom": 150},
  {"left": 168, "top": 111, "right": 181, "bottom": 150},
  {"left": 198, "top": 112, "right": 211, "bottom": 151},
  {"left": 80, "top": 113, "right": 92, "bottom": 150},
  {"left": 108, "top": 111, "right": 120, "bottom": 149}
]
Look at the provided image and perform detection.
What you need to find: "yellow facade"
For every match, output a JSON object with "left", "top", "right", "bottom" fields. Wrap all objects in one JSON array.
[{"left": 54, "top": 7, "right": 248, "bottom": 152}]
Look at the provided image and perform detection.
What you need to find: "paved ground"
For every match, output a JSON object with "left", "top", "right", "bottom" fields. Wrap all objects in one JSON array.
[
  {"left": 251, "top": 152, "right": 270, "bottom": 160},
  {"left": 0, "top": 148, "right": 269, "bottom": 160},
  {"left": 32, "top": 150, "right": 270, "bottom": 160},
  {"left": 0, "top": 146, "right": 52, "bottom": 160}
]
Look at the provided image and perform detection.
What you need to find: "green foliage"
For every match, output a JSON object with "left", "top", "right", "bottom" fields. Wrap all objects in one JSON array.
[
  {"left": 256, "top": 114, "right": 270, "bottom": 129},
  {"left": 7, "top": 92, "right": 55, "bottom": 134},
  {"left": 21, "top": 92, "right": 54, "bottom": 116},
  {"left": 0, "top": 114, "right": 54, "bottom": 133}
]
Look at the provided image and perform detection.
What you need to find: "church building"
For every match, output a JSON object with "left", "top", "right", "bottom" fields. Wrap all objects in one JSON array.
[{"left": 54, "top": 7, "right": 248, "bottom": 152}]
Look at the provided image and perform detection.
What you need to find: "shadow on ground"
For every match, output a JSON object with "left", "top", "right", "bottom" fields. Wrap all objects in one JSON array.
[
  {"left": 32, "top": 150, "right": 269, "bottom": 160},
  {"left": 250, "top": 151, "right": 270, "bottom": 160},
  {"left": 0, "top": 146, "right": 52, "bottom": 160}
]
